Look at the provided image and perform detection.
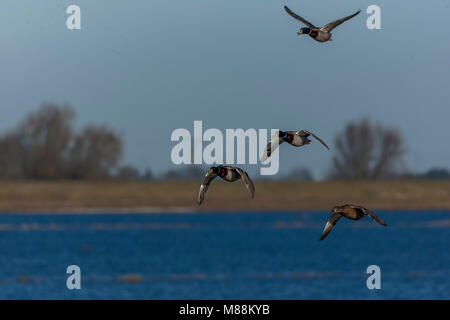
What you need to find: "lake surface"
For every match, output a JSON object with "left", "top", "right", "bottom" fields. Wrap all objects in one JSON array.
[{"left": 0, "top": 211, "right": 448, "bottom": 299}]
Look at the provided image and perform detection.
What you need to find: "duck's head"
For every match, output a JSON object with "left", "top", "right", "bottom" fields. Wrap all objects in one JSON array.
[
  {"left": 297, "top": 27, "right": 311, "bottom": 35},
  {"left": 208, "top": 167, "right": 220, "bottom": 175},
  {"left": 331, "top": 206, "right": 340, "bottom": 214},
  {"left": 278, "top": 130, "right": 287, "bottom": 138}
]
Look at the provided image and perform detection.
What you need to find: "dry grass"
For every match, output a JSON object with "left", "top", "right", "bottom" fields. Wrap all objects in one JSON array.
[{"left": 0, "top": 180, "right": 449, "bottom": 213}]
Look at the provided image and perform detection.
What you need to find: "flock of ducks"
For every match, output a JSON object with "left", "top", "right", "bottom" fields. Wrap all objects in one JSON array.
[{"left": 196, "top": 6, "right": 387, "bottom": 241}]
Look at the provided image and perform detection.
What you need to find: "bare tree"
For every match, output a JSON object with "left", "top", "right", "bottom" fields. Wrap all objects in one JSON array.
[
  {"left": 69, "top": 125, "right": 122, "bottom": 179},
  {"left": 0, "top": 132, "right": 25, "bottom": 179},
  {"left": 17, "top": 103, "right": 74, "bottom": 179},
  {"left": 329, "top": 118, "right": 405, "bottom": 179}
]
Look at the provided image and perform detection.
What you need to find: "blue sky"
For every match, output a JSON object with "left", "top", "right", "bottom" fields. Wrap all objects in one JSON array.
[{"left": 1, "top": 0, "right": 449, "bottom": 178}]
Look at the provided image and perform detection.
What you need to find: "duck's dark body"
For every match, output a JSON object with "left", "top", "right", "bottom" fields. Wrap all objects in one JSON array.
[
  {"left": 307, "top": 29, "right": 331, "bottom": 42},
  {"left": 308, "top": 29, "right": 320, "bottom": 40},
  {"left": 197, "top": 166, "right": 255, "bottom": 205},
  {"left": 281, "top": 130, "right": 307, "bottom": 147},
  {"left": 335, "top": 204, "right": 367, "bottom": 220},
  {"left": 217, "top": 166, "right": 241, "bottom": 182},
  {"left": 319, "top": 204, "right": 387, "bottom": 241}
]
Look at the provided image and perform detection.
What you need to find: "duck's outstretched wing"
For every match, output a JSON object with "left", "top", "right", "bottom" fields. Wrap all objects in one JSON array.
[
  {"left": 261, "top": 131, "right": 283, "bottom": 162},
  {"left": 299, "top": 130, "right": 330, "bottom": 150},
  {"left": 319, "top": 213, "right": 343, "bottom": 241},
  {"left": 284, "top": 6, "right": 316, "bottom": 29},
  {"left": 197, "top": 170, "right": 218, "bottom": 206},
  {"left": 321, "top": 10, "right": 361, "bottom": 33},
  {"left": 359, "top": 206, "right": 388, "bottom": 226},
  {"left": 235, "top": 167, "right": 255, "bottom": 199}
]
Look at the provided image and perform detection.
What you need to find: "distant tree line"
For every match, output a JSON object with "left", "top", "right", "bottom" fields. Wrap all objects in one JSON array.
[
  {"left": 1, "top": 105, "right": 447, "bottom": 181},
  {"left": 0, "top": 103, "right": 123, "bottom": 180},
  {"left": 414, "top": 168, "right": 450, "bottom": 180}
]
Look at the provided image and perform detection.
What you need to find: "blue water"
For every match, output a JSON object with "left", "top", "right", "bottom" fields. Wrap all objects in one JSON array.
[{"left": 0, "top": 211, "right": 449, "bottom": 299}]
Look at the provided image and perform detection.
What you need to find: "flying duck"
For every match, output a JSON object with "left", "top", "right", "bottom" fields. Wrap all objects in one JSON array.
[
  {"left": 284, "top": 6, "right": 361, "bottom": 42},
  {"left": 319, "top": 204, "right": 388, "bottom": 241},
  {"left": 197, "top": 166, "right": 255, "bottom": 206},
  {"left": 260, "top": 130, "right": 329, "bottom": 162}
]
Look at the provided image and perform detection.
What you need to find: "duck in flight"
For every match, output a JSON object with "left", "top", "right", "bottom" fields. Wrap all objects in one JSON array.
[
  {"left": 319, "top": 204, "right": 388, "bottom": 241},
  {"left": 284, "top": 6, "right": 361, "bottom": 42},
  {"left": 260, "top": 130, "right": 329, "bottom": 162},
  {"left": 197, "top": 166, "right": 255, "bottom": 206}
]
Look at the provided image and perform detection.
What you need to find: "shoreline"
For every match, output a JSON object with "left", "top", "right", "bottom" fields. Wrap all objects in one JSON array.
[
  {"left": 3, "top": 207, "right": 450, "bottom": 215},
  {"left": 0, "top": 180, "right": 449, "bottom": 214}
]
